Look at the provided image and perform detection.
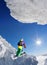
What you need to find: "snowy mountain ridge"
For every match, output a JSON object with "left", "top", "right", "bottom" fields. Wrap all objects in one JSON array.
[
  {"left": 0, "top": 36, "right": 47, "bottom": 65},
  {"left": 0, "top": 36, "right": 16, "bottom": 58}
]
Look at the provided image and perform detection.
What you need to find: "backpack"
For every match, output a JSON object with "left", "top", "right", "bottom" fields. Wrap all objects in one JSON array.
[
  {"left": 18, "top": 41, "right": 20, "bottom": 45},
  {"left": 17, "top": 41, "right": 22, "bottom": 46}
]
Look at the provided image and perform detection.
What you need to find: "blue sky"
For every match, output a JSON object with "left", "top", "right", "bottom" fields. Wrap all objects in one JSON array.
[{"left": 0, "top": 0, "right": 47, "bottom": 55}]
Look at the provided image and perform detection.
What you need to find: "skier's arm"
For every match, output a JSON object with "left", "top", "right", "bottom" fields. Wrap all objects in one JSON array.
[
  {"left": 23, "top": 43, "right": 26, "bottom": 48},
  {"left": 22, "top": 42, "right": 26, "bottom": 48}
]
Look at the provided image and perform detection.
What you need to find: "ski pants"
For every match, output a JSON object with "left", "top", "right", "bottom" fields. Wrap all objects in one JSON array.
[{"left": 16, "top": 48, "right": 22, "bottom": 56}]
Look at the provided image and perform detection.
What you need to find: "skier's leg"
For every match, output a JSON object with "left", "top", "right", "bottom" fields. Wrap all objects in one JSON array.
[
  {"left": 16, "top": 48, "right": 22, "bottom": 56},
  {"left": 19, "top": 49, "right": 23, "bottom": 56}
]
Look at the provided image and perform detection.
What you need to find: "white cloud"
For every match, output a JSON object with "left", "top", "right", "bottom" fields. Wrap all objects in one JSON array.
[{"left": 5, "top": 0, "right": 47, "bottom": 25}]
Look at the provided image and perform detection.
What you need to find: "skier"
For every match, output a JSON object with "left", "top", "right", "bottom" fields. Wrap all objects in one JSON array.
[{"left": 16, "top": 38, "right": 26, "bottom": 57}]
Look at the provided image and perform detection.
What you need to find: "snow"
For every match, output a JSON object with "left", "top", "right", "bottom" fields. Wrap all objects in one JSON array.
[
  {"left": 13, "top": 55, "right": 38, "bottom": 65},
  {"left": 36, "top": 55, "right": 47, "bottom": 65},
  {"left": 5, "top": 0, "right": 47, "bottom": 25},
  {"left": 0, "top": 41, "right": 6, "bottom": 57},
  {"left": 0, "top": 35, "right": 47, "bottom": 65},
  {"left": 0, "top": 35, "right": 16, "bottom": 58}
]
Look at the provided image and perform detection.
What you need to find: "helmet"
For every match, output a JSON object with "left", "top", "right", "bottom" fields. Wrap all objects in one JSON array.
[{"left": 20, "top": 38, "right": 24, "bottom": 41}]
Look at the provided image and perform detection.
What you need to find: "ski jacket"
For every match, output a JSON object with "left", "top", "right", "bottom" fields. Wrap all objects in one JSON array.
[{"left": 18, "top": 41, "right": 26, "bottom": 48}]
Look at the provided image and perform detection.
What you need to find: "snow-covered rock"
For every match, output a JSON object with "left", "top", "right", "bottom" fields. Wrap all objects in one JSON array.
[
  {"left": 13, "top": 55, "right": 38, "bottom": 65},
  {"left": 0, "top": 35, "right": 16, "bottom": 58},
  {"left": 5, "top": 0, "right": 47, "bottom": 24},
  {"left": 36, "top": 55, "right": 47, "bottom": 65}
]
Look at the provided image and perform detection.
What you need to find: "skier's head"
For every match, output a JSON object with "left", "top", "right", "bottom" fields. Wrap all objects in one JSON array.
[{"left": 20, "top": 38, "right": 24, "bottom": 42}]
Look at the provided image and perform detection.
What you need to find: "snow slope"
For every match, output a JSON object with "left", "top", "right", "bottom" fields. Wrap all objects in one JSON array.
[{"left": 0, "top": 36, "right": 47, "bottom": 65}]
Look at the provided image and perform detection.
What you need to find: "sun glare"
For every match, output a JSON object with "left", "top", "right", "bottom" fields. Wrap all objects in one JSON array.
[{"left": 36, "top": 39, "right": 42, "bottom": 45}]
